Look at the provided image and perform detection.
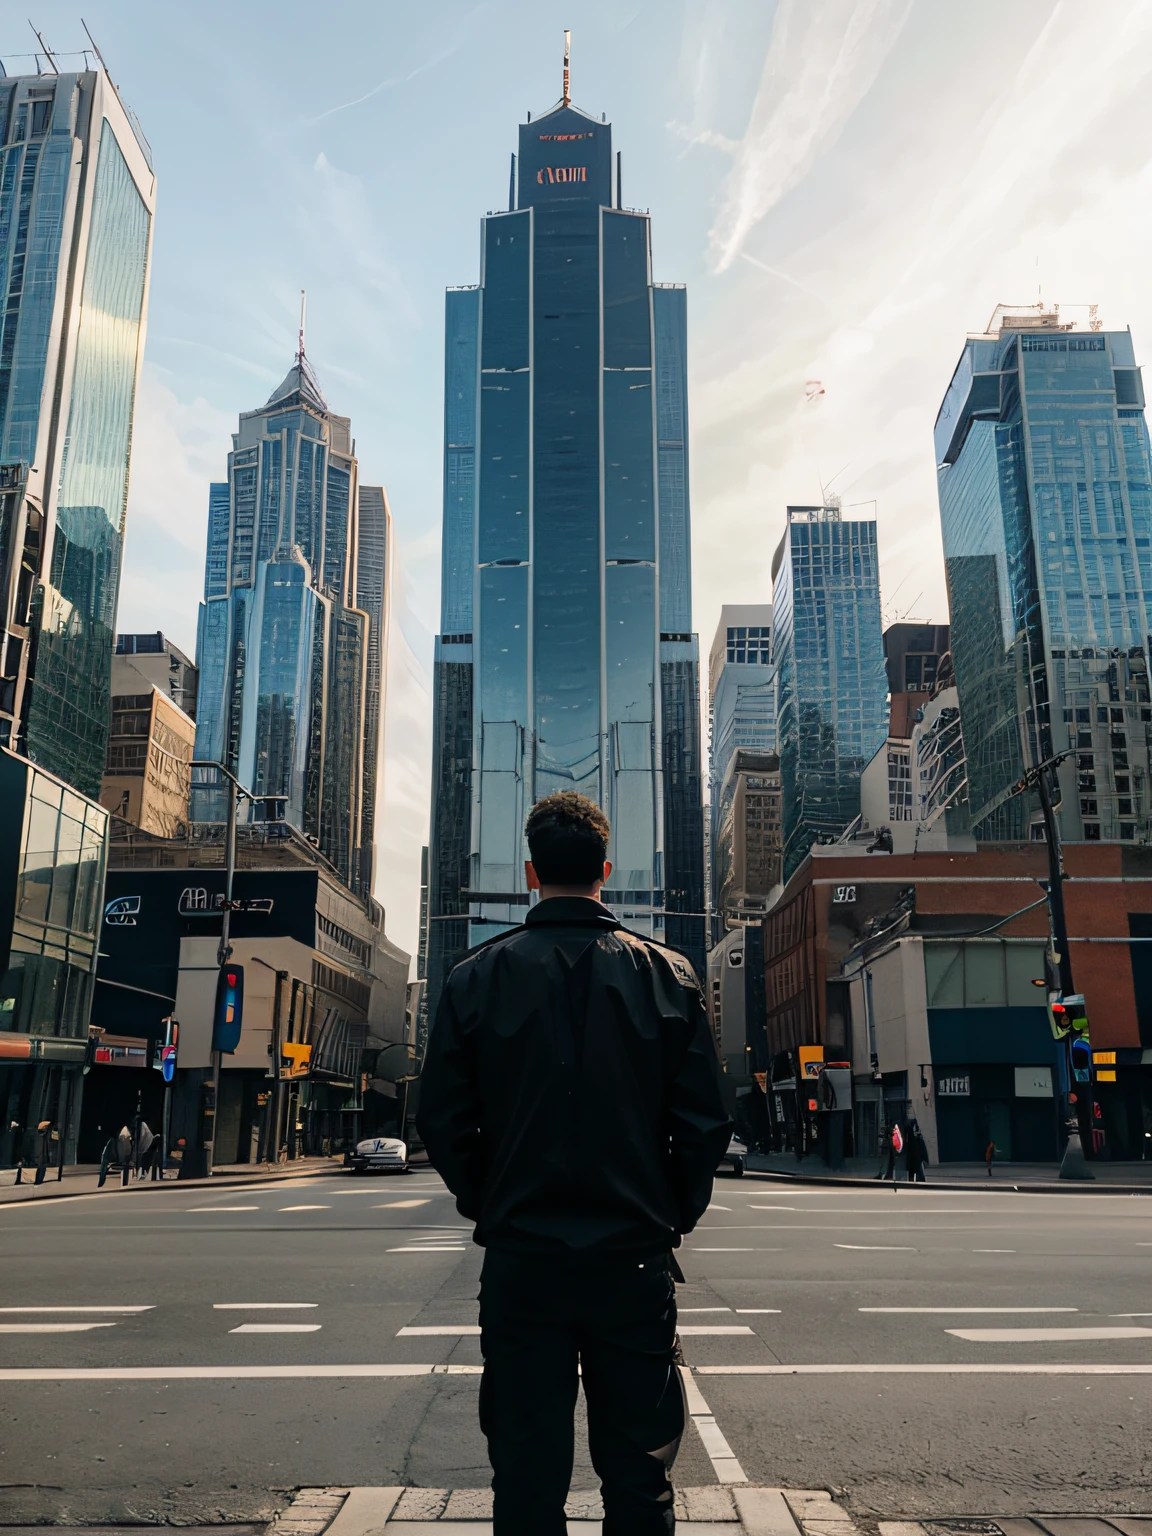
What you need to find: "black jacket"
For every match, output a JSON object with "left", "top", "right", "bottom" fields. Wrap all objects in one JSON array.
[{"left": 417, "top": 897, "right": 731, "bottom": 1258}]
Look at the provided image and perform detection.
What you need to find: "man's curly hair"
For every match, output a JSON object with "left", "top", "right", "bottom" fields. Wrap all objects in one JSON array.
[{"left": 525, "top": 792, "right": 611, "bottom": 886}]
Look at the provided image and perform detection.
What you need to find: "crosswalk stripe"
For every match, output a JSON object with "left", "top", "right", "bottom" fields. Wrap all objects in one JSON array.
[
  {"left": 213, "top": 1303, "right": 318, "bottom": 1309},
  {"left": 946, "top": 1326, "right": 1152, "bottom": 1342},
  {"left": 0, "top": 1306, "right": 153, "bottom": 1313},
  {"left": 397, "top": 1326, "right": 480, "bottom": 1336},
  {"left": 678, "top": 1326, "right": 754, "bottom": 1336},
  {"left": 860, "top": 1307, "right": 1076, "bottom": 1314},
  {"left": 0, "top": 1323, "right": 117, "bottom": 1333},
  {"left": 678, "top": 1366, "right": 747, "bottom": 1483},
  {"left": 229, "top": 1323, "right": 323, "bottom": 1333}
]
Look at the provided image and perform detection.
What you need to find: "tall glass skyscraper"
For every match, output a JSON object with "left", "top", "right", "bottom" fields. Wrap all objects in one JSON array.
[
  {"left": 0, "top": 68, "right": 155, "bottom": 796},
  {"left": 772, "top": 506, "right": 888, "bottom": 880},
  {"left": 427, "top": 81, "right": 705, "bottom": 1007},
  {"left": 194, "top": 352, "right": 389, "bottom": 898},
  {"left": 936, "top": 306, "right": 1152, "bottom": 843}
]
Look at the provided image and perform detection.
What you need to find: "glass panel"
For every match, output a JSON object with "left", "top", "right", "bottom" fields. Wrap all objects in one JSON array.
[
  {"left": 602, "top": 211, "right": 650, "bottom": 369},
  {"left": 604, "top": 370, "right": 654, "bottom": 560},
  {"left": 18, "top": 795, "right": 57, "bottom": 924},
  {"left": 532, "top": 205, "right": 601, "bottom": 800},
  {"left": 481, "top": 214, "right": 529, "bottom": 370},
  {"left": 442, "top": 288, "right": 478, "bottom": 634},
  {"left": 654, "top": 286, "right": 691, "bottom": 634},
  {"left": 478, "top": 369, "right": 528, "bottom": 562},
  {"left": 25, "top": 121, "right": 151, "bottom": 796}
]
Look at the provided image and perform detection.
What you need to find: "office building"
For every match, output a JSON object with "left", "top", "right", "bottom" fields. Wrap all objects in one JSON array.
[
  {"left": 936, "top": 304, "right": 1152, "bottom": 843},
  {"left": 0, "top": 64, "right": 153, "bottom": 1165},
  {"left": 111, "top": 631, "right": 198, "bottom": 718},
  {"left": 772, "top": 506, "right": 888, "bottom": 880},
  {"left": 883, "top": 622, "right": 950, "bottom": 737},
  {"left": 99, "top": 658, "right": 195, "bottom": 839},
  {"left": 712, "top": 748, "right": 782, "bottom": 930},
  {"left": 427, "top": 73, "right": 705, "bottom": 1008},
  {"left": 193, "top": 346, "right": 388, "bottom": 899},
  {"left": 707, "top": 604, "right": 776, "bottom": 933}
]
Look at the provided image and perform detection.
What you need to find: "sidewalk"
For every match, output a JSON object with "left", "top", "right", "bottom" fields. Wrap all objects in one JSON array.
[
  {"left": 744, "top": 1150, "right": 1152, "bottom": 1191},
  {"left": 278, "top": 1487, "right": 1152, "bottom": 1535},
  {"left": 0, "top": 1155, "right": 342, "bottom": 1204}
]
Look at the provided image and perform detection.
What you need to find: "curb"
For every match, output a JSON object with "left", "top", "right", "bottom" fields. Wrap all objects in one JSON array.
[
  {"left": 741, "top": 1168, "right": 1152, "bottom": 1197},
  {"left": 0, "top": 1160, "right": 348, "bottom": 1206}
]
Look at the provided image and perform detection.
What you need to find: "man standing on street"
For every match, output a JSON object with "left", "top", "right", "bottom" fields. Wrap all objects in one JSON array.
[{"left": 418, "top": 792, "right": 731, "bottom": 1535}]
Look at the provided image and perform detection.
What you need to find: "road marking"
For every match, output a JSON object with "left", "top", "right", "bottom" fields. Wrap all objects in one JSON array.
[
  {"left": 185, "top": 1206, "right": 260, "bottom": 1213},
  {"left": 835, "top": 1244, "right": 916, "bottom": 1251},
  {"left": 690, "top": 1248, "right": 781, "bottom": 1253},
  {"left": 681, "top": 1308, "right": 732, "bottom": 1313},
  {"left": 736, "top": 1309, "right": 781, "bottom": 1314},
  {"left": 697, "top": 1363, "right": 1152, "bottom": 1376},
  {"left": 0, "top": 1322, "right": 117, "bottom": 1333},
  {"left": 946, "top": 1326, "right": 1152, "bottom": 1342},
  {"left": 387, "top": 1246, "right": 467, "bottom": 1253},
  {"left": 213, "top": 1303, "right": 318, "bottom": 1310},
  {"left": 374, "top": 1200, "right": 432, "bottom": 1209},
  {"left": 0, "top": 1364, "right": 484, "bottom": 1381},
  {"left": 278, "top": 1205, "right": 331, "bottom": 1212},
  {"left": 706, "top": 1205, "right": 732, "bottom": 1211},
  {"left": 748, "top": 1206, "right": 797, "bottom": 1211},
  {"left": 678, "top": 1326, "right": 755, "bottom": 1336},
  {"left": 678, "top": 1365, "right": 746, "bottom": 1483},
  {"left": 860, "top": 1307, "right": 1077, "bottom": 1314},
  {"left": 229, "top": 1323, "right": 323, "bottom": 1333},
  {"left": 973, "top": 1249, "right": 1016, "bottom": 1253},
  {"left": 397, "top": 1325, "right": 481, "bottom": 1336},
  {"left": 0, "top": 1306, "right": 154, "bottom": 1314},
  {"left": 1112, "top": 1313, "right": 1152, "bottom": 1317}
]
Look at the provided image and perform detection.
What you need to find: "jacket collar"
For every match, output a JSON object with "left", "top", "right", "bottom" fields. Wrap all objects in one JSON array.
[{"left": 524, "top": 896, "right": 620, "bottom": 928}]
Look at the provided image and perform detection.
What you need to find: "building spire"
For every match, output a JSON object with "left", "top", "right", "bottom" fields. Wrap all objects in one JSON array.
[
  {"left": 297, "top": 289, "right": 307, "bottom": 362},
  {"left": 562, "top": 29, "right": 571, "bottom": 106}
]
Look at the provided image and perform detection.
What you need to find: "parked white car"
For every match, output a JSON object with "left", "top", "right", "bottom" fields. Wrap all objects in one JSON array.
[{"left": 344, "top": 1136, "right": 409, "bottom": 1174}]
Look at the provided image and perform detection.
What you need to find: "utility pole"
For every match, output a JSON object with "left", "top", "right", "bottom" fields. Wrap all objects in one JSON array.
[
  {"left": 1011, "top": 751, "right": 1094, "bottom": 1180},
  {"left": 192, "top": 761, "right": 242, "bottom": 1177}
]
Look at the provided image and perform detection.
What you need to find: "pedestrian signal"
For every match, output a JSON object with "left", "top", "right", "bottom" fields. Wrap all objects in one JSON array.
[{"left": 212, "top": 966, "right": 244, "bottom": 1054}]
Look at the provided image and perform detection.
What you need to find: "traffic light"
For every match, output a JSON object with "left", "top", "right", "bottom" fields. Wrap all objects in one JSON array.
[
  {"left": 1070, "top": 1035, "right": 1091, "bottom": 1084},
  {"left": 212, "top": 965, "right": 244, "bottom": 1054}
]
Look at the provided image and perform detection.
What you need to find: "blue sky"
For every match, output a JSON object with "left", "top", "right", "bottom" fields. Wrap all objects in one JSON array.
[{"left": 9, "top": 0, "right": 1152, "bottom": 955}]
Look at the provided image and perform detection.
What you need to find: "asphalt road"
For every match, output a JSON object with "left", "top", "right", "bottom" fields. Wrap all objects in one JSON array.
[{"left": 2, "top": 1171, "right": 1151, "bottom": 1524}]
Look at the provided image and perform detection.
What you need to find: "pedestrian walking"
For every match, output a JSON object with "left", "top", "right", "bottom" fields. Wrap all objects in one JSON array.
[
  {"left": 985, "top": 1138, "right": 996, "bottom": 1176},
  {"left": 419, "top": 792, "right": 731, "bottom": 1536},
  {"left": 906, "top": 1119, "right": 928, "bottom": 1183},
  {"left": 880, "top": 1121, "right": 903, "bottom": 1183}
]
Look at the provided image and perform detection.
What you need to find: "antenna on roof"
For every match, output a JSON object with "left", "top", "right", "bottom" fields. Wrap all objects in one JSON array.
[
  {"left": 80, "top": 18, "right": 114, "bottom": 86},
  {"left": 28, "top": 20, "right": 59, "bottom": 74},
  {"left": 298, "top": 290, "right": 307, "bottom": 362},
  {"left": 562, "top": 29, "right": 571, "bottom": 105}
]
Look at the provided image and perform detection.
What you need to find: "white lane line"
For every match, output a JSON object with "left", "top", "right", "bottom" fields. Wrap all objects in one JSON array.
[
  {"left": 736, "top": 1309, "right": 781, "bottom": 1314},
  {"left": 0, "top": 1306, "right": 153, "bottom": 1314},
  {"left": 835, "top": 1244, "right": 916, "bottom": 1251},
  {"left": 0, "top": 1364, "right": 484, "bottom": 1381},
  {"left": 228, "top": 1323, "right": 323, "bottom": 1334},
  {"left": 1112, "top": 1313, "right": 1152, "bottom": 1317},
  {"left": 690, "top": 1248, "right": 781, "bottom": 1253},
  {"left": 0, "top": 1323, "right": 117, "bottom": 1333},
  {"left": 706, "top": 1205, "right": 732, "bottom": 1211},
  {"left": 697, "top": 1363, "right": 1152, "bottom": 1376},
  {"left": 681, "top": 1308, "right": 732, "bottom": 1313},
  {"left": 860, "top": 1307, "right": 1077, "bottom": 1315},
  {"left": 678, "top": 1326, "right": 754, "bottom": 1336},
  {"left": 974, "top": 1249, "right": 1016, "bottom": 1253},
  {"left": 213, "top": 1303, "right": 318, "bottom": 1310},
  {"left": 185, "top": 1206, "right": 260, "bottom": 1213},
  {"left": 397, "top": 1326, "right": 481, "bottom": 1336},
  {"left": 748, "top": 1206, "right": 797, "bottom": 1212},
  {"left": 678, "top": 1365, "right": 746, "bottom": 1483},
  {"left": 387, "top": 1246, "right": 467, "bottom": 1253},
  {"left": 373, "top": 1200, "right": 432, "bottom": 1209},
  {"left": 946, "top": 1326, "right": 1152, "bottom": 1343},
  {"left": 278, "top": 1205, "right": 331, "bottom": 1212},
  {"left": 753, "top": 1207, "right": 982, "bottom": 1215}
]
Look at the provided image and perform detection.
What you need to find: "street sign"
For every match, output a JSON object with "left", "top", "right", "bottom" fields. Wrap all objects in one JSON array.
[
  {"left": 280, "top": 1042, "right": 312, "bottom": 1080},
  {"left": 153, "top": 1018, "right": 179, "bottom": 1082},
  {"left": 937, "top": 1074, "right": 970, "bottom": 1096}
]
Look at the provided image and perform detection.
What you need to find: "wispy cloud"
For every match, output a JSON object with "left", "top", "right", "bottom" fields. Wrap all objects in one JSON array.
[
  {"left": 306, "top": 6, "right": 490, "bottom": 125},
  {"left": 707, "top": 0, "right": 913, "bottom": 272}
]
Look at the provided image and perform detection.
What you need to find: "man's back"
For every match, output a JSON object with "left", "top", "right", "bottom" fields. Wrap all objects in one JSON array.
[{"left": 418, "top": 896, "right": 730, "bottom": 1257}]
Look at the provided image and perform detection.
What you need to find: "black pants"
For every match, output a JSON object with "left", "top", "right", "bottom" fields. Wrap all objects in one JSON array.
[{"left": 478, "top": 1248, "right": 684, "bottom": 1535}]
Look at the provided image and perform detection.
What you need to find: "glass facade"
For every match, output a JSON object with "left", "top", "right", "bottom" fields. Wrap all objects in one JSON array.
[
  {"left": 935, "top": 320, "right": 1152, "bottom": 842},
  {"left": 193, "top": 359, "right": 383, "bottom": 896},
  {"left": 428, "top": 96, "right": 706, "bottom": 1003},
  {"left": 772, "top": 508, "right": 888, "bottom": 880},
  {"left": 0, "top": 76, "right": 153, "bottom": 799}
]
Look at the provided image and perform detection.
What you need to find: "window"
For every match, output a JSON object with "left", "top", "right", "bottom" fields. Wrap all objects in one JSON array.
[
  {"left": 1075, "top": 708, "right": 1090, "bottom": 723},
  {"left": 1116, "top": 775, "right": 1130, "bottom": 792},
  {"left": 1080, "top": 798, "right": 1098, "bottom": 816},
  {"left": 1119, "top": 798, "right": 1133, "bottom": 817},
  {"left": 1121, "top": 823, "right": 1136, "bottom": 840},
  {"left": 1084, "top": 822, "right": 1101, "bottom": 840}
]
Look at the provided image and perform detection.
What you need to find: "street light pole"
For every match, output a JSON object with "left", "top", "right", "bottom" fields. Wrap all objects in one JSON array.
[{"left": 192, "top": 761, "right": 242, "bottom": 1178}]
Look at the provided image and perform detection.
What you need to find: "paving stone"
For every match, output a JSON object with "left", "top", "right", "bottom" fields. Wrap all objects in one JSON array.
[
  {"left": 683, "top": 1486, "right": 739, "bottom": 1521},
  {"left": 564, "top": 1490, "right": 604, "bottom": 1519},
  {"left": 391, "top": 1488, "right": 450, "bottom": 1519},
  {"left": 442, "top": 1489, "right": 494, "bottom": 1519},
  {"left": 733, "top": 1488, "right": 805, "bottom": 1536},
  {"left": 321, "top": 1488, "right": 403, "bottom": 1536}
]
